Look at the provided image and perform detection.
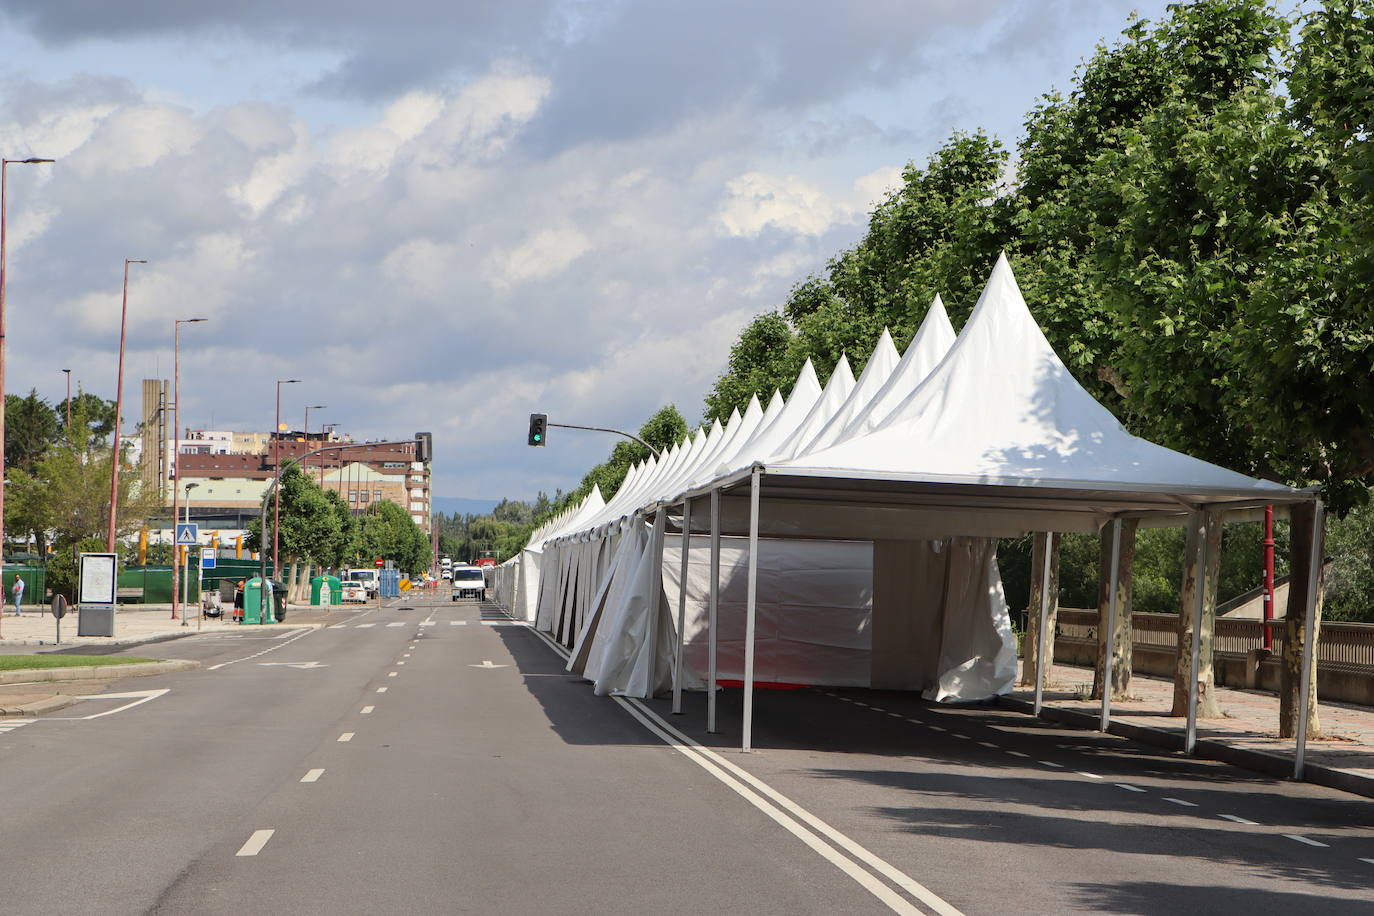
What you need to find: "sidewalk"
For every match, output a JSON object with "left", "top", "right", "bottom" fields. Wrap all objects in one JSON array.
[
  {"left": 0, "top": 603, "right": 339, "bottom": 649},
  {"left": 1007, "top": 661, "right": 1374, "bottom": 799}
]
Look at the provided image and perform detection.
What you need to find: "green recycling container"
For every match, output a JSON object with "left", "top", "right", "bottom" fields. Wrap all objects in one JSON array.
[
  {"left": 239, "top": 577, "right": 278, "bottom": 624},
  {"left": 311, "top": 575, "right": 342, "bottom": 606}
]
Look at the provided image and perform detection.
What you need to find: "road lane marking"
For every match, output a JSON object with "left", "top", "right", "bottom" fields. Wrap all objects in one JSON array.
[
  {"left": 978, "top": 742, "right": 999, "bottom": 749},
  {"left": 207, "top": 628, "right": 315, "bottom": 670},
  {"left": 887, "top": 712, "right": 903, "bottom": 718},
  {"left": 236, "top": 830, "right": 275, "bottom": 856},
  {"left": 1075, "top": 771, "right": 1103, "bottom": 779},
  {"left": 1359, "top": 858, "right": 1374, "bottom": 866},
  {"left": 51, "top": 689, "right": 171, "bottom": 720},
  {"left": 1283, "top": 834, "right": 1328, "bottom": 847},
  {"left": 469, "top": 660, "right": 509, "bottom": 669},
  {"left": 1116, "top": 784, "right": 1146, "bottom": 793},
  {"left": 1163, "top": 798, "right": 1198, "bottom": 807},
  {"left": 301, "top": 769, "right": 324, "bottom": 783},
  {"left": 403, "top": 653, "right": 411, "bottom": 658},
  {"left": 929, "top": 726, "right": 946, "bottom": 733},
  {"left": 328, "top": 624, "right": 347, "bottom": 629},
  {"left": 361, "top": 706, "right": 375, "bottom": 714},
  {"left": 1007, "top": 751, "right": 1029, "bottom": 758},
  {"left": 338, "top": 733, "right": 354, "bottom": 742},
  {"left": 525, "top": 618, "right": 959, "bottom": 916},
  {"left": 376, "top": 687, "right": 387, "bottom": 693},
  {"left": 397, "top": 661, "right": 406, "bottom": 665},
  {"left": 1037, "top": 760, "right": 1064, "bottom": 768},
  {"left": 356, "top": 623, "right": 376, "bottom": 628},
  {"left": 1219, "top": 814, "right": 1257, "bottom": 825},
  {"left": 450, "top": 621, "right": 466, "bottom": 625},
  {"left": 388, "top": 671, "right": 398, "bottom": 677},
  {"left": 387, "top": 622, "right": 405, "bottom": 627}
]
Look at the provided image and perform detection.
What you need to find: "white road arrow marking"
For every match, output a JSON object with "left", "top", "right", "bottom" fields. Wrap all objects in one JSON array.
[
  {"left": 258, "top": 661, "right": 328, "bottom": 669},
  {"left": 470, "top": 660, "right": 509, "bottom": 669}
]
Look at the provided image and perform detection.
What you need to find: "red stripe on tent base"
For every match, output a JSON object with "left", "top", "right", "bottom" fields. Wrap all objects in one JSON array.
[{"left": 716, "top": 680, "right": 809, "bottom": 691}]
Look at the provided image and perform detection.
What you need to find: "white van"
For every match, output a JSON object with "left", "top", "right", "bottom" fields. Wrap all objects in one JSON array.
[
  {"left": 347, "top": 568, "right": 380, "bottom": 598},
  {"left": 450, "top": 566, "right": 486, "bottom": 600}
]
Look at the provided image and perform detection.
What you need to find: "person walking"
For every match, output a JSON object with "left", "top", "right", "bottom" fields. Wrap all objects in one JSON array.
[{"left": 11, "top": 575, "right": 25, "bottom": 616}]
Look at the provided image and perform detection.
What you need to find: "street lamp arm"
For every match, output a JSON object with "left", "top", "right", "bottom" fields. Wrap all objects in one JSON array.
[{"left": 546, "top": 422, "right": 662, "bottom": 459}]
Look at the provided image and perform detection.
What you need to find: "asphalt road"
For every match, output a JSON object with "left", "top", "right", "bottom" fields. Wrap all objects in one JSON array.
[{"left": 0, "top": 596, "right": 1370, "bottom": 914}]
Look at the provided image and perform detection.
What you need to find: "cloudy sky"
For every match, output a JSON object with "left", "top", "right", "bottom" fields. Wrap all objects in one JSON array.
[{"left": 0, "top": 0, "right": 1169, "bottom": 501}]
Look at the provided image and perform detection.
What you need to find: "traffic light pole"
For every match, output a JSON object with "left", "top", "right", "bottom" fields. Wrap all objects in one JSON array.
[{"left": 544, "top": 421, "right": 661, "bottom": 459}]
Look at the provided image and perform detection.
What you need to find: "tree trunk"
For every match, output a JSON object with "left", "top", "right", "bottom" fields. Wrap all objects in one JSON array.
[
  {"left": 1280, "top": 502, "right": 1324, "bottom": 739},
  {"left": 1171, "top": 511, "right": 1223, "bottom": 717},
  {"left": 284, "top": 562, "right": 299, "bottom": 605},
  {"left": 1019, "top": 532, "right": 1061, "bottom": 689},
  {"left": 1092, "top": 518, "right": 1138, "bottom": 701}
]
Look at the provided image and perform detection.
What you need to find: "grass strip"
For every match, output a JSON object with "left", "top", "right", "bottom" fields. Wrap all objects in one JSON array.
[{"left": 0, "top": 655, "right": 156, "bottom": 671}]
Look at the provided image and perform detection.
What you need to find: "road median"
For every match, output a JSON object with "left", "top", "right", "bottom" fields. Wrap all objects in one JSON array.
[{"left": 0, "top": 658, "right": 199, "bottom": 685}]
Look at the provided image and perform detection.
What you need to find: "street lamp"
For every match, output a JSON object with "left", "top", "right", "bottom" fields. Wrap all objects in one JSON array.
[
  {"left": 304, "top": 403, "right": 325, "bottom": 481},
  {"left": 320, "top": 422, "right": 340, "bottom": 487},
  {"left": 181, "top": 482, "right": 199, "bottom": 627},
  {"left": 170, "top": 317, "right": 208, "bottom": 620},
  {"left": 106, "top": 258, "right": 147, "bottom": 553},
  {"left": 0, "top": 155, "right": 54, "bottom": 567},
  {"left": 61, "top": 368, "right": 71, "bottom": 433},
  {"left": 273, "top": 379, "right": 300, "bottom": 580}
]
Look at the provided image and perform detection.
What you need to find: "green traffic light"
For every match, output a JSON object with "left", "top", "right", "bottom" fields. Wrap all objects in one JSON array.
[{"left": 534, "top": 434, "right": 542, "bottom": 442}]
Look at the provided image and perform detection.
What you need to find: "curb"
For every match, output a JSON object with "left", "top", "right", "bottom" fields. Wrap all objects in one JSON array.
[
  {"left": 999, "top": 695, "right": 1374, "bottom": 801},
  {"left": 0, "top": 621, "right": 324, "bottom": 649},
  {"left": 0, "top": 694, "right": 76, "bottom": 717},
  {"left": 0, "top": 658, "right": 199, "bottom": 686}
]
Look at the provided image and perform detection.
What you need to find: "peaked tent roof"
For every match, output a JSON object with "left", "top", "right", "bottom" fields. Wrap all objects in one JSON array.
[
  {"left": 773, "top": 254, "right": 1298, "bottom": 502},
  {"left": 798, "top": 326, "right": 903, "bottom": 456},
  {"left": 769, "top": 355, "right": 855, "bottom": 462}
]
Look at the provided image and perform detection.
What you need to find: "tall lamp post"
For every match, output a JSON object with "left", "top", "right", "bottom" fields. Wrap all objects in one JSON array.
[
  {"left": 106, "top": 258, "right": 147, "bottom": 553},
  {"left": 0, "top": 155, "right": 54, "bottom": 568},
  {"left": 320, "top": 422, "right": 340, "bottom": 488},
  {"left": 304, "top": 404, "right": 325, "bottom": 484},
  {"left": 181, "top": 482, "right": 199, "bottom": 627},
  {"left": 170, "top": 317, "right": 208, "bottom": 620},
  {"left": 273, "top": 379, "right": 300, "bottom": 580},
  {"left": 61, "top": 368, "right": 71, "bottom": 432}
]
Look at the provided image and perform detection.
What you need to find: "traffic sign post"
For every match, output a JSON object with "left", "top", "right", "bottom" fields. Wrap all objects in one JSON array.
[{"left": 51, "top": 595, "right": 68, "bottom": 644}]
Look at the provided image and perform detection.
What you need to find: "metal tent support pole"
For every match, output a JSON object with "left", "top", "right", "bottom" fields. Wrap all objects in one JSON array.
[
  {"left": 672, "top": 498, "right": 692, "bottom": 715},
  {"left": 1033, "top": 533, "right": 1054, "bottom": 716},
  {"left": 1295, "top": 499, "right": 1326, "bottom": 780},
  {"left": 1185, "top": 511, "right": 1209, "bottom": 755},
  {"left": 742, "top": 467, "right": 761, "bottom": 753},
  {"left": 648, "top": 509, "right": 667, "bottom": 693},
  {"left": 1100, "top": 518, "right": 1123, "bottom": 731},
  {"left": 707, "top": 488, "right": 720, "bottom": 734}
]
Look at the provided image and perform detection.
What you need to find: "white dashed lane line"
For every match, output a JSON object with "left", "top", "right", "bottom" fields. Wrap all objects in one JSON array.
[
  {"left": 1163, "top": 798, "right": 1198, "bottom": 808},
  {"left": 388, "top": 671, "right": 398, "bottom": 677},
  {"left": 376, "top": 687, "right": 387, "bottom": 693},
  {"left": 338, "top": 733, "right": 354, "bottom": 742},
  {"left": 1284, "top": 834, "right": 1329, "bottom": 848},
  {"left": 300, "top": 769, "right": 324, "bottom": 783},
  {"left": 1116, "top": 783, "right": 1146, "bottom": 793},
  {"left": 1360, "top": 858, "right": 1374, "bottom": 866},
  {"left": 387, "top": 622, "right": 405, "bottom": 628},
  {"left": 1075, "top": 771, "right": 1103, "bottom": 780},
  {"left": 1006, "top": 750, "right": 1028, "bottom": 758},
  {"left": 1037, "top": 760, "right": 1064, "bottom": 769},
  {"left": 361, "top": 706, "right": 374, "bottom": 714},
  {"left": 236, "top": 830, "right": 275, "bottom": 857},
  {"left": 1219, "top": 814, "right": 1257, "bottom": 825}
]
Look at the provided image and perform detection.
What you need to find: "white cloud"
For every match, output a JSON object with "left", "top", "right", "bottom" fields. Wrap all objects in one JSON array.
[
  {"left": 482, "top": 226, "right": 592, "bottom": 291},
  {"left": 716, "top": 171, "right": 839, "bottom": 238}
]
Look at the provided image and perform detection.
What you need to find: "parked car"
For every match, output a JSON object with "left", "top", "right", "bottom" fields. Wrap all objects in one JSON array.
[{"left": 340, "top": 579, "right": 369, "bottom": 603}]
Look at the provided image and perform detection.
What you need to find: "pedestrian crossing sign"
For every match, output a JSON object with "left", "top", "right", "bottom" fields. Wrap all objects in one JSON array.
[{"left": 175, "top": 523, "right": 199, "bottom": 545}]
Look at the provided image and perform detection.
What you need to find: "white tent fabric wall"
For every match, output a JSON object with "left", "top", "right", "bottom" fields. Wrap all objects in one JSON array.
[
  {"left": 664, "top": 535, "right": 874, "bottom": 687},
  {"left": 919, "top": 537, "right": 1018, "bottom": 702}
]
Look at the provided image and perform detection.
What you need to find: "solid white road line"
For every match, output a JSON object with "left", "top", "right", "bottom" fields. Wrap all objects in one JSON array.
[
  {"left": 1163, "top": 798, "right": 1198, "bottom": 807},
  {"left": 206, "top": 628, "right": 315, "bottom": 670},
  {"left": 376, "top": 687, "right": 387, "bottom": 693},
  {"left": 1219, "top": 814, "right": 1258, "bottom": 825},
  {"left": 301, "top": 769, "right": 324, "bottom": 783},
  {"left": 338, "top": 733, "right": 354, "bottom": 742},
  {"left": 236, "top": 830, "right": 275, "bottom": 856},
  {"left": 1116, "top": 784, "right": 1146, "bottom": 793},
  {"left": 57, "top": 689, "right": 171, "bottom": 720},
  {"left": 524, "top": 621, "right": 959, "bottom": 916},
  {"left": 1283, "top": 834, "right": 1328, "bottom": 848},
  {"left": 361, "top": 706, "right": 375, "bottom": 714}
]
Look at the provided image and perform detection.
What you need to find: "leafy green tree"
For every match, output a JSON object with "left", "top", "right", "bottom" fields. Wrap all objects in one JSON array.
[
  {"left": 46, "top": 536, "right": 111, "bottom": 601},
  {"left": 4, "top": 389, "right": 58, "bottom": 474},
  {"left": 358, "top": 500, "right": 431, "bottom": 573},
  {"left": 60, "top": 392, "right": 117, "bottom": 445}
]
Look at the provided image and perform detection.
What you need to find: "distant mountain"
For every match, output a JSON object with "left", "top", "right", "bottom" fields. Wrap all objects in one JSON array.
[{"left": 431, "top": 496, "right": 501, "bottom": 517}]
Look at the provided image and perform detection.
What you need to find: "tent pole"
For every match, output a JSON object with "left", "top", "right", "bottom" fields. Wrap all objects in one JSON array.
[
  {"left": 743, "top": 467, "right": 761, "bottom": 753},
  {"left": 1033, "top": 533, "right": 1053, "bottom": 716},
  {"left": 672, "top": 498, "right": 692, "bottom": 715},
  {"left": 1100, "top": 518, "right": 1122, "bottom": 731},
  {"left": 708, "top": 487, "right": 720, "bottom": 734},
  {"left": 1185, "top": 511, "right": 1209, "bottom": 755},
  {"left": 1295, "top": 498, "right": 1326, "bottom": 779}
]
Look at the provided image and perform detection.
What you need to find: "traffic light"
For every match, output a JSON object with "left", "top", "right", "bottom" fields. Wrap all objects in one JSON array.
[
  {"left": 528, "top": 413, "right": 547, "bottom": 447},
  {"left": 415, "top": 431, "right": 432, "bottom": 463}
]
